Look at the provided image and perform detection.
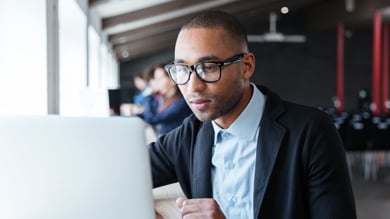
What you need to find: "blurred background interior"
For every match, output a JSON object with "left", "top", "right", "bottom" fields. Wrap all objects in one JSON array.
[{"left": 1, "top": 0, "right": 390, "bottom": 218}]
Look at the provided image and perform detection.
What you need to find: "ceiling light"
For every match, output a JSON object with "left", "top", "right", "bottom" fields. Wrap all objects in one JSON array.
[
  {"left": 281, "top": 7, "right": 289, "bottom": 14},
  {"left": 121, "top": 51, "right": 129, "bottom": 58}
]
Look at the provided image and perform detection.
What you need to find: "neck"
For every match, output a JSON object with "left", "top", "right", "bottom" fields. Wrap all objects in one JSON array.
[{"left": 214, "top": 84, "right": 253, "bottom": 129}]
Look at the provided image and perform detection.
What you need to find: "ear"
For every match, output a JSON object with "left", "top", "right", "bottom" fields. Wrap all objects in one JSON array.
[{"left": 241, "top": 52, "right": 255, "bottom": 80}]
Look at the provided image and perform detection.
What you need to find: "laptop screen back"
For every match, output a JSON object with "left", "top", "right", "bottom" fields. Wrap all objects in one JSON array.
[{"left": 0, "top": 115, "right": 154, "bottom": 219}]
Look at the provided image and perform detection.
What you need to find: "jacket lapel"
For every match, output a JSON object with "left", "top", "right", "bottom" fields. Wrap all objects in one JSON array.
[
  {"left": 191, "top": 122, "right": 214, "bottom": 198},
  {"left": 253, "top": 85, "right": 286, "bottom": 218}
]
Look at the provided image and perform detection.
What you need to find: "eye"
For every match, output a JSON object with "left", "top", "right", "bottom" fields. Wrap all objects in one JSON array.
[{"left": 200, "top": 63, "right": 218, "bottom": 72}]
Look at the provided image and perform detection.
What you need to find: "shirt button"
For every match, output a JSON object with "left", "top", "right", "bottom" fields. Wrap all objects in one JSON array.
[
  {"left": 227, "top": 162, "right": 235, "bottom": 169},
  {"left": 231, "top": 196, "right": 237, "bottom": 204}
]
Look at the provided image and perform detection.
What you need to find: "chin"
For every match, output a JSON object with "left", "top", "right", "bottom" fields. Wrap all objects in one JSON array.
[{"left": 193, "top": 112, "right": 213, "bottom": 122}]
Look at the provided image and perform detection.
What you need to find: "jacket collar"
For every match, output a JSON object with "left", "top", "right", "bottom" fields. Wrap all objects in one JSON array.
[{"left": 253, "top": 85, "right": 286, "bottom": 218}]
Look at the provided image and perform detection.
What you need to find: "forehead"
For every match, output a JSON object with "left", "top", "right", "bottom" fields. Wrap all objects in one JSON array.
[{"left": 174, "top": 28, "right": 236, "bottom": 64}]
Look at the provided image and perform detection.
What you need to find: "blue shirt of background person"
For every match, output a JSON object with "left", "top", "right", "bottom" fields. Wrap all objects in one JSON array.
[{"left": 138, "top": 65, "right": 192, "bottom": 135}]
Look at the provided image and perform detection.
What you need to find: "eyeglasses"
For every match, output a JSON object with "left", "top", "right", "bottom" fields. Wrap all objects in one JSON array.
[{"left": 164, "top": 53, "right": 246, "bottom": 85}]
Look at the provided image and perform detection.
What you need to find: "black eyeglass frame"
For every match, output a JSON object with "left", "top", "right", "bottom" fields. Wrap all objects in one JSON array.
[{"left": 164, "top": 53, "right": 246, "bottom": 85}]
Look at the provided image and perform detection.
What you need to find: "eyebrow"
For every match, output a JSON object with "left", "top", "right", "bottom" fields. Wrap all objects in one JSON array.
[{"left": 174, "top": 55, "right": 221, "bottom": 64}]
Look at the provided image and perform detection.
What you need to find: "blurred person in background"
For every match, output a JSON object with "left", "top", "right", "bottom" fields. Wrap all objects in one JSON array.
[
  {"left": 119, "top": 68, "right": 154, "bottom": 116},
  {"left": 133, "top": 68, "right": 153, "bottom": 105},
  {"left": 138, "top": 63, "right": 192, "bottom": 135}
]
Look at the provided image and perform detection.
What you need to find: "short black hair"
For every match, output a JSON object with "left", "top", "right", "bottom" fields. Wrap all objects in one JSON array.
[{"left": 180, "top": 11, "right": 248, "bottom": 51}]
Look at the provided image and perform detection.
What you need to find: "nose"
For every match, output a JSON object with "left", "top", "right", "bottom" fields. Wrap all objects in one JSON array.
[{"left": 185, "top": 70, "right": 206, "bottom": 92}]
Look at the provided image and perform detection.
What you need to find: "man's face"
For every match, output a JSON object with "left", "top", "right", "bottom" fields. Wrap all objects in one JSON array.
[{"left": 174, "top": 27, "right": 253, "bottom": 125}]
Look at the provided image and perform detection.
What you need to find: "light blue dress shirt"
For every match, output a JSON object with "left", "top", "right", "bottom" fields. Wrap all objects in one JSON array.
[{"left": 211, "top": 84, "right": 265, "bottom": 219}]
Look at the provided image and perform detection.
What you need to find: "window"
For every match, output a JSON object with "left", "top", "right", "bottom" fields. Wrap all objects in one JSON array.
[
  {"left": 58, "top": 0, "right": 88, "bottom": 115},
  {"left": 0, "top": 1, "right": 47, "bottom": 115},
  {"left": 88, "top": 26, "right": 101, "bottom": 88},
  {"left": 0, "top": 0, "right": 118, "bottom": 116}
]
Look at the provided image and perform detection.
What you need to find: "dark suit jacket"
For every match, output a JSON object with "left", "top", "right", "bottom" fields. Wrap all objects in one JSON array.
[{"left": 149, "top": 85, "right": 356, "bottom": 219}]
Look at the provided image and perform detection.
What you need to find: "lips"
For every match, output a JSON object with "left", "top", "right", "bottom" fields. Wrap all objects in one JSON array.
[{"left": 190, "top": 98, "right": 211, "bottom": 111}]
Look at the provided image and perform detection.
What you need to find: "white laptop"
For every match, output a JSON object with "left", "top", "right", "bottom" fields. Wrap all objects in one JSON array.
[{"left": 0, "top": 115, "right": 155, "bottom": 219}]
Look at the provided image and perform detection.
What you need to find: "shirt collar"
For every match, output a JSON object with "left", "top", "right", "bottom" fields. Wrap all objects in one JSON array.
[{"left": 212, "top": 83, "right": 265, "bottom": 144}]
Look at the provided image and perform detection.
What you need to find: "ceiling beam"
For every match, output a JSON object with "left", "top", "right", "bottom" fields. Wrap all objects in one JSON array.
[
  {"left": 102, "top": 0, "right": 239, "bottom": 35},
  {"left": 108, "top": 14, "right": 192, "bottom": 45},
  {"left": 102, "top": 0, "right": 209, "bottom": 29},
  {"left": 114, "top": 29, "right": 179, "bottom": 60},
  {"left": 115, "top": 37, "right": 174, "bottom": 61},
  {"left": 306, "top": 0, "right": 390, "bottom": 31}
]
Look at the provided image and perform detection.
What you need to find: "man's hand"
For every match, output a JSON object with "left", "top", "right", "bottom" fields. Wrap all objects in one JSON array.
[{"left": 176, "top": 197, "right": 226, "bottom": 219}]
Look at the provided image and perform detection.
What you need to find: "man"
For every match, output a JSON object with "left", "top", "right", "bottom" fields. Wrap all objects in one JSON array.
[{"left": 149, "top": 11, "right": 356, "bottom": 219}]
